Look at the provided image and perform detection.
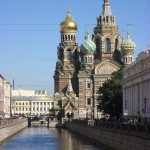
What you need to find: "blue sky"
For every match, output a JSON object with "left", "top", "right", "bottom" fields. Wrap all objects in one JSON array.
[{"left": 0, "top": 0, "right": 149, "bottom": 94}]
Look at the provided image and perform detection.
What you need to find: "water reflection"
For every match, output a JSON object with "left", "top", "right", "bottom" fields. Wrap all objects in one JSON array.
[
  {"left": 0, "top": 127, "right": 103, "bottom": 150},
  {"left": 57, "top": 129, "right": 99, "bottom": 150}
]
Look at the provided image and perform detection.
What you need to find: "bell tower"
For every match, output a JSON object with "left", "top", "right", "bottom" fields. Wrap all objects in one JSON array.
[
  {"left": 94, "top": 0, "right": 121, "bottom": 61},
  {"left": 54, "top": 11, "right": 79, "bottom": 94}
]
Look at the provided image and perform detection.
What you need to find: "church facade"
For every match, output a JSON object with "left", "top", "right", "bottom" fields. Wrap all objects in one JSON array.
[{"left": 54, "top": 0, "right": 136, "bottom": 119}]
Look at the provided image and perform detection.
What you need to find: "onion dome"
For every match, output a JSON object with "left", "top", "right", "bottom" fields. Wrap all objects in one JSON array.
[
  {"left": 60, "top": 11, "right": 77, "bottom": 32},
  {"left": 121, "top": 33, "right": 136, "bottom": 54},
  {"left": 80, "top": 32, "right": 96, "bottom": 55}
]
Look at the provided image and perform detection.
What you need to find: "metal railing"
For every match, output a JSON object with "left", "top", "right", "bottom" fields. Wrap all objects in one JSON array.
[{"left": 68, "top": 119, "right": 150, "bottom": 134}]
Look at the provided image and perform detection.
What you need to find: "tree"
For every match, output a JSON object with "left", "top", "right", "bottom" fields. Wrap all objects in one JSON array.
[{"left": 97, "top": 66, "right": 124, "bottom": 119}]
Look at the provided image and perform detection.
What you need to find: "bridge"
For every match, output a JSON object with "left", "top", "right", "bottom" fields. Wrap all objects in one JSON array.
[{"left": 27, "top": 116, "right": 58, "bottom": 128}]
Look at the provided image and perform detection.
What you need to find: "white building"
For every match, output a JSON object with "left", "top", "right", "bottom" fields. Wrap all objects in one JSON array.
[
  {"left": 123, "top": 49, "right": 150, "bottom": 120},
  {"left": 0, "top": 74, "right": 11, "bottom": 118},
  {"left": 12, "top": 90, "right": 54, "bottom": 116}
]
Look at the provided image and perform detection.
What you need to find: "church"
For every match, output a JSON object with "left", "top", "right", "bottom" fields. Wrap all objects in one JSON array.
[{"left": 54, "top": 0, "right": 136, "bottom": 119}]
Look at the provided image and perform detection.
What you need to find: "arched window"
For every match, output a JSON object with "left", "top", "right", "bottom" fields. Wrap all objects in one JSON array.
[
  {"left": 115, "top": 39, "right": 118, "bottom": 50},
  {"left": 84, "top": 57, "right": 88, "bottom": 63},
  {"left": 71, "top": 35, "right": 73, "bottom": 40},
  {"left": 65, "top": 35, "right": 67, "bottom": 41},
  {"left": 106, "top": 16, "right": 109, "bottom": 23},
  {"left": 96, "top": 38, "right": 101, "bottom": 54},
  {"left": 103, "top": 17, "right": 105, "bottom": 23},
  {"left": 105, "top": 38, "right": 111, "bottom": 53},
  {"left": 68, "top": 35, "right": 70, "bottom": 40}
]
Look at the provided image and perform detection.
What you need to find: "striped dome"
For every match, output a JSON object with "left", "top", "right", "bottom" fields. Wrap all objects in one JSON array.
[{"left": 81, "top": 33, "right": 96, "bottom": 54}]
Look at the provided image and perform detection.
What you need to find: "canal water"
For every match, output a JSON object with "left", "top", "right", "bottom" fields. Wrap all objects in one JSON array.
[{"left": 0, "top": 127, "right": 106, "bottom": 150}]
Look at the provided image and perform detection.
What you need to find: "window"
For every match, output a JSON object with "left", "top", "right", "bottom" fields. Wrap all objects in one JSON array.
[
  {"left": 88, "top": 56, "right": 92, "bottom": 63},
  {"left": 51, "top": 102, "right": 54, "bottom": 107},
  {"left": 87, "top": 83, "right": 91, "bottom": 89},
  {"left": 105, "top": 38, "right": 111, "bottom": 53},
  {"left": 106, "top": 16, "right": 109, "bottom": 23},
  {"left": 115, "top": 39, "right": 118, "bottom": 50},
  {"left": 96, "top": 38, "right": 101, "bottom": 54},
  {"left": 86, "top": 79, "right": 91, "bottom": 89},
  {"left": 68, "top": 35, "right": 70, "bottom": 40},
  {"left": 65, "top": 35, "right": 67, "bottom": 40},
  {"left": 87, "top": 98, "right": 91, "bottom": 105},
  {"left": 84, "top": 57, "right": 88, "bottom": 63}
]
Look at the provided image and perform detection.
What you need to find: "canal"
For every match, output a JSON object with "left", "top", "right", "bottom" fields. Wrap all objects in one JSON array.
[{"left": 0, "top": 127, "right": 107, "bottom": 150}]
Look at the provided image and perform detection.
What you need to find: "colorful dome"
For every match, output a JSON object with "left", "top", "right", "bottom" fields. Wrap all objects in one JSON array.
[
  {"left": 81, "top": 33, "right": 96, "bottom": 54},
  {"left": 121, "top": 34, "right": 136, "bottom": 54},
  {"left": 60, "top": 11, "right": 77, "bottom": 33}
]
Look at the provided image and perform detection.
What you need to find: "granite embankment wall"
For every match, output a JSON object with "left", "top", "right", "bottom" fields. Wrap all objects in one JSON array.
[
  {"left": 0, "top": 119, "right": 27, "bottom": 143},
  {"left": 65, "top": 122, "right": 150, "bottom": 150}
]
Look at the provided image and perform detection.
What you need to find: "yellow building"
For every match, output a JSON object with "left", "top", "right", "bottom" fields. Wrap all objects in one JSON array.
[{"left": 12, "top": 90, "right": 54, "bottom": 116}]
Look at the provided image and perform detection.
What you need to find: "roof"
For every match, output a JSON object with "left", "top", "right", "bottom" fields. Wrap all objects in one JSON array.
[{"left": 0, "top": 74, "right": 5, "bottom": 80}]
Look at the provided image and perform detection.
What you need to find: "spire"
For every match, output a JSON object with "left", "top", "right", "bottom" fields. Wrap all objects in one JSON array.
[{"left": 101, "top": 0, "right": 112, "bottom": 16}]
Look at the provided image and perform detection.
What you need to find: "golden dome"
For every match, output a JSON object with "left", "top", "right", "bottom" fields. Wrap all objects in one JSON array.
[
  {"left": 60, "top": 12, "right": 77, "bottom": 32},
  {"left": 121, "top": 34, "right": 136, "bottom": 54}
]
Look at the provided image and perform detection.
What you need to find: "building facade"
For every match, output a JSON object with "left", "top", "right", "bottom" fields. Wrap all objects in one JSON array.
[
  {"left": 12, "top": 90, "right": 54, "bottom": 116},
  {"left": 123, "top": 49, "right": 150, "bottom": 120},
  {"left": 54, "top": 0, "right": 135, "bottom": 119},
  {"left": 0, "top": 74, "right": 11, "bottom": 118}
]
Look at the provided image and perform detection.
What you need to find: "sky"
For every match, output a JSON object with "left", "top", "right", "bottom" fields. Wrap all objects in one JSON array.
[{"left": 0, "top": 0, "right": 149, "bottom": 94}]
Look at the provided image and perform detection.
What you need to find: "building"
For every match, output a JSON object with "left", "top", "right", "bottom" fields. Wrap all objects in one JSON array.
[
  {"left": 12, "top": 90, "right": 54, "bottom": 116},
  {"left": 0, "top": 74, "right": 12, "bottom": 118},
  {"left": 123, "top": 49, "right": 150, "bottom": 120},
  {"left": 54, "top": 0, "right": 135, "bottom": 119}
]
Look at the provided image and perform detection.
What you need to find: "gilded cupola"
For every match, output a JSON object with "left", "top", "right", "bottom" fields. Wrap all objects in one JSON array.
[
  {"left": 60, "top": 11, "right": 77, "bottom": 33},
  {"left": 121, "top": 33, "right": 136, "bottom": 54}
]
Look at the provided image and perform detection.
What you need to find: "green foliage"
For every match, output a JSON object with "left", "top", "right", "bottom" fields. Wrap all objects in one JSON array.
[{"left": 98, "top": 66, "right": 124, "bottom": 119}]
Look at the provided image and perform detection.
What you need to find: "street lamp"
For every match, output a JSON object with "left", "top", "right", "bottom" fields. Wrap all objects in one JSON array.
[{"left": 144, "top": 97, "right": 147, "bottom": 114}]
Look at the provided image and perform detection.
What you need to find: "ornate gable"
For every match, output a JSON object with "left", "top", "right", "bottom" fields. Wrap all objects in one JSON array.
[{"left": 95, "top": 60, "right": 120, "bottom": 75}]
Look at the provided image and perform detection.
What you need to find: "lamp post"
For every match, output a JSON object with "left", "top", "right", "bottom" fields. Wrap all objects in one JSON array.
[
  {"left": 144, "top": 97, "right": 147, "bottom": 114},
  {"left": 91, "top": 74, "right": 95, "bottom": 120}
]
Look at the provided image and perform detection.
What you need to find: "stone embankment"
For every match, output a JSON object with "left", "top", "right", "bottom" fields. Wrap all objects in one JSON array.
[
  {"left": 0, "top": 119, "right": 27, "bottom": 143},
  {"left": 65, "top": 121, "right": 150, "bottom": 150}
]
